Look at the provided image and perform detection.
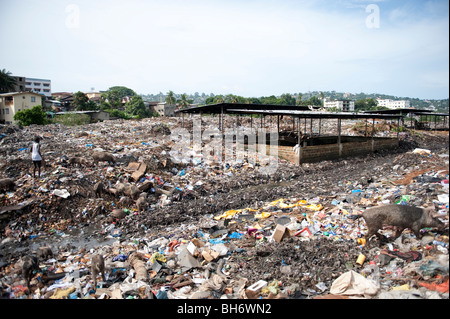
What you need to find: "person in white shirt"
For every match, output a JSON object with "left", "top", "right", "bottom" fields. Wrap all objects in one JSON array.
[{"left": 30, "top": 136, "right": 42, "bottom": 179}]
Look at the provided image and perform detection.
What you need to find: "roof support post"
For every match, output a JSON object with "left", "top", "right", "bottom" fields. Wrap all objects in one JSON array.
[
  {"left": 371, "top": 117, "right": 375, "bottom": 138},
  {"left": 365, "top": 118, "right": 368, "bottom": 136},
  {"left": 338, "top": 118, "right": 342, "bottom": 157},
  {"left": 277, "top": 115, "right": 280, "bottom": 135},
  {"left": 297, "top": 116, "right": 302, "bottom": 166},
  {"left": 319, "top": 118, "right": 322, "bottom": 136},
  {"left": 371, "top": 117, "right": 375, "bottom": 152}
]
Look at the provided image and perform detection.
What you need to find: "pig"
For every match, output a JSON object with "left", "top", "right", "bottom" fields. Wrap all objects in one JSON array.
[
  {"left": 124, "top": 184, "right": 140, "bottom": 200},
  {"left": 37, "top": 246, "right": 53, "bottom": 261},
  {"left": 0, "top": 178, "right": 15, "bottom": 192},
  {"left": 115, "top": 182, "right": 126, "bottom": 194},
  {"left": 94, "top": 181, "right": 104, "bottom": 197},
  {"left": 119, "top": 196, "right": 134, "bottom": 207},
  {"left": 136, "top": 193, "right": 148, "bottom": 212},
  {"left": 92, "top": 151, "right": 116, "bottom": 165},
  {"left": 91, "top": 254, "right": 106, "bottom": 289},
  {"left": 69, "top": 156, "right": 88, "bottom": 167},
  {"left": 111, "top": 208, "right": 127, "bottom": 219},
  {"left": 22, "top": 255, "right": 39, "bottom": 294},
  {"left": 360, "top": 204, "right": 445, "bottom": 242}
]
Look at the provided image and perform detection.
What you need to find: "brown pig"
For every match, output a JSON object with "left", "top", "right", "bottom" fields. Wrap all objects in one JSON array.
[
  {"left": 69, "top": 156, "right": 88, "bottom": 167},
  {"left": 136, "top": 193, "right": 148, "bottom": 212},
  {"left": 92, "top": 151, "right": 116, "bottom": 165},
  {"left": 360, "top": 204, "right": 445, "bottom": 241},
  {"left": 0, "top": 178, "right": 15, "bottom": 192}
]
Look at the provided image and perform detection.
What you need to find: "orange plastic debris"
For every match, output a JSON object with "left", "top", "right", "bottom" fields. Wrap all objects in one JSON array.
[{"left": 419, "top": 277, "right": 449, "bottom": 294}]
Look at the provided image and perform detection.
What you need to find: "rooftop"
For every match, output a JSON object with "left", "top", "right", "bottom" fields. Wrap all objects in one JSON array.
[{"left": 176, "top": 103, "right": 402, "bottom": 119}]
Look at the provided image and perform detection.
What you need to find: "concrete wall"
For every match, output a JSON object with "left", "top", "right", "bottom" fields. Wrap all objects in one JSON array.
[
  {"left": 300, "top": 137, "right": 398, "bottom": 164},
  {"left": 261, "top": 137, "right": 398, "bottom": 164}
]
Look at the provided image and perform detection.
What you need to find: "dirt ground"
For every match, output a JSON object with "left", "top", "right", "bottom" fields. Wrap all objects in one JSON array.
[{"left": 0, "top": 117, "right": 448, "bottom": 299}]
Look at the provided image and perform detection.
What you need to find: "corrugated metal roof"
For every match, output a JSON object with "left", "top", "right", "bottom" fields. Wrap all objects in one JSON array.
[{"left": 176, "top": 103, "right": 402, "bottom": 119}]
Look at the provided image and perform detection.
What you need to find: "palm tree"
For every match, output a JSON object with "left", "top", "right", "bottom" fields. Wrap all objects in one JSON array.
[
  {"left": 0, "top": 69, "right": 17, "bottom": 93},
  {"left": 296, "top": 93, "right": 303, "bottom": 106},
  {"left": 319, "top": 91, "right": 325, "bottom": 100},
  {"left": 165, "top": 90, "right": 176, "bottom": 105},
  {"left": 179, "top": 93, "right": 189, "bottom": 109},
  {"left": 215, "top": 95, "right": 224, "bottom": 104}
]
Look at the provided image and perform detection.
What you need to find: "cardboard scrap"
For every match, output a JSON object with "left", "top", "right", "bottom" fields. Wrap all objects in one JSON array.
[{"left": 273, "top": 224, "right": 290, "bottom": 242}]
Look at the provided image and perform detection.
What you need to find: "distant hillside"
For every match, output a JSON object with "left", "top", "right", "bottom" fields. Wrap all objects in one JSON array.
[{"left": 140, "top": 91, "right": 449, "bottom": 112}]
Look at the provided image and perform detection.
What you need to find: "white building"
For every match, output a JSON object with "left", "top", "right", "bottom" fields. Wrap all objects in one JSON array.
[
  {"left": 323, "top": 98, "right": 355, "bottom": 112},
  {"left": 376, "top": 99, "right": 410, "bottom": 109},
  {"left": 25, "top": 78, "right": 52, "bottom": 98}
]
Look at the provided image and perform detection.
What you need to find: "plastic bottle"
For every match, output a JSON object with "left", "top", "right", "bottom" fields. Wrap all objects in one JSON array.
[
  {"left": 432, "top": 240, "right": 448, "bottom": 248},
  {"left": 363, "top": 262, "right": 380, "bottom": 286}
]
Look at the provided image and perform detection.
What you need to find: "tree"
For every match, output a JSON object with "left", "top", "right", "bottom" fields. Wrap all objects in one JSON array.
[
  {"left": 367, "top": 98, "right": 378, "bottom": 110},
  {"left": 14, "top": 105, "right": 49, "bottom": 126},
  {"left": 280, "top": 93, "right": 296, "bottom": 105},
  {"left": 307, "top": 96, "right": 323, "bottom": 107},
  {"left": 126, "top": 95, "right": 147, "bottom": 118},
  {"left": 101, "top": 89, "right": 121, "bottom": 109},
  {"left": 102, "top": 86, "right": 135, "bottom": 109},
  {"left": 178, "top": 93, "right": 190, "bottom": 109},
  {"left": 72, "top": 91, "right": 90, "bottom": 111},
  {"left": 108, "top": 86, "right": 136, "bottom": 98},
  {"left": 296, "top": 93, "right": 303, "bottom": 106},
  {"left": 0, "top": 69, "right": 17, "bottom": 93},
  {"left": 355, "top": 98, "right": 380, "bottom": 111},
  {"left": 215, "top": 95, "right": 224, "bottom": 104},
  {"left": 166, "top": 90, "right": 176, "bottom": 105}
]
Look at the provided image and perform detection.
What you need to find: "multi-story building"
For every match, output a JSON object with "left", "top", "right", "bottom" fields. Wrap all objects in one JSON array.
[
  {"left": 11, "top": 76, "right": 27, "bottom": 92},
  {"left": 25, "top": 78, "right": 52, "bottom": 97},
  {"left": 150, "top": 102, "right": 177, "bottom": 117},
  {"left": 323, "top": 98, "right": 355, "bottom": 112},
  {"left": 376, "top": 99, "right": 410, "bottom": 109},
  {"left": 0, "top": 92, "right": 43, "bottom": 124}
]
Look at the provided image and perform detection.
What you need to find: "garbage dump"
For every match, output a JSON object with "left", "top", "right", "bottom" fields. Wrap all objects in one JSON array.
[{"left": 0, "top": 117, "right": 448, "bottom": 299}]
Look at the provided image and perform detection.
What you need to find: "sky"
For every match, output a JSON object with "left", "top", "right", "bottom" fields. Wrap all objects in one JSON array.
[{"left": 0, "top": 0, "right": 448, "bottom": 100}]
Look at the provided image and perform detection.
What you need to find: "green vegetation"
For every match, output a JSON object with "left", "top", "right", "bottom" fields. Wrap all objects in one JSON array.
[
  {"left": 72, "top": 91, "right": 97, "bottom": 111},
  {"left": 125, "top": 95, "right": 148, "bottom": 118},
  {"left": 100, "top": 86, "right": 136, "bottom": 110},
  {"left": 103, "top": 109, "right": 132, "bottom": 120},
  {"left": 52, "top": 113, "right": 91, "bottom": 126},
  {"left": 0, "top": 69, "right": 16, "bottom": 93},
  {"left": 13, "top": 105, "right": 49, "bottom": 126},
  {"left": 165, "top": 90, "right": 176, "bottom": 105},
  {"left": 141, "top": 91, "right": 449, "bottom": 113}
]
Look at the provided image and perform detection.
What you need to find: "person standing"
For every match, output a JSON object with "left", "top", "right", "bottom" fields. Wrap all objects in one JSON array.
[{"left": 30, "top": 136, "right": 42, "bottom": 179}]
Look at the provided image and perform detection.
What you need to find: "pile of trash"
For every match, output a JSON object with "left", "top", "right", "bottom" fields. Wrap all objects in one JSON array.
[{"left": 0, "top": 118, "right": 448, "bottom": 299}]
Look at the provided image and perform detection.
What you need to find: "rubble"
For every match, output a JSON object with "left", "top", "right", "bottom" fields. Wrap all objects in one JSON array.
[{"left": 0, "top": 117, "right": 448, "bottom": 299}]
